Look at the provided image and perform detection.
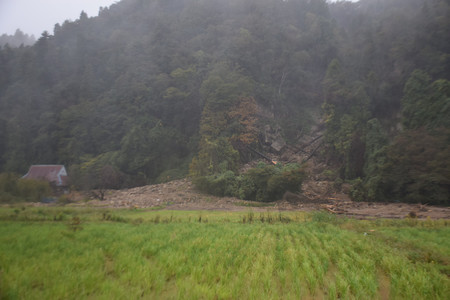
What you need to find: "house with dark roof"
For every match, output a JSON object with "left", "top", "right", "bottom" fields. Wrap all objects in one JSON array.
[{"left": 22, "top": 165, "right": 69, "bottom": 188}]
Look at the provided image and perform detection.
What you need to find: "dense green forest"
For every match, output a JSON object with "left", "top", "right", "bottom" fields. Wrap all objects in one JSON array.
[{"left": 0, "top": 0, "right": 448, "bottom": 204}]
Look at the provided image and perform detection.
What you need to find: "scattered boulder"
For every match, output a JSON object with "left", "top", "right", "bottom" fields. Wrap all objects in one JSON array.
[{"left": 263, "top": 125, "right": 286, "bottom": 153}]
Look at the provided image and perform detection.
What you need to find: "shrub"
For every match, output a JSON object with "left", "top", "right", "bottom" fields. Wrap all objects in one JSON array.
[
  {"left": 0, "top": 173, "right": 51, "bottom": 203},
  {"left": 57, "top": 195, "right": 72, "bottom": 205},
  {"left": 241, "top": 165, "right": 276, "bottom": 201},
  {"left": 17, "top": 179, "right": 52, "bottom": 202},
  {"left": 349, "top": 178, "right": 365, "bottom": 202},
  {"left": 193, "top": 163, "right": 305, "bottom": 202},
  {"left": 193, "top": 171, "right": 238, "bottom": 197},
  {"left": 237, "top": 174, "right": 257, "bottom": 200},
  {"left": 70, "top": 163, "right": 125, "bottom": 190},
  {"left": 0, "top": 173, "right": 19, "bottom": 195},
  {"left": 333, "top": 177, "right": 344, "bottom": 190},
  {"left": 322, "top": 169, "right": 337, "bottom": 180},
  {"left": 0, "top": 191, "right": 20, "bottom": 203},
  {"left": 268, "top": 166, "right": 305, "bottom": 200},
  {"left": 311, "top": 211, "right": 343, "bottom": 225},
  {"left": 240, "top": 163, "right": 305, "bottom": 202}
]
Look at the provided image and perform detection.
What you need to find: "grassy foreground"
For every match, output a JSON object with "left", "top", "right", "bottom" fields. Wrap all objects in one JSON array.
[{"left": 0, "top": 208, "right": 449, "bottom": 299}]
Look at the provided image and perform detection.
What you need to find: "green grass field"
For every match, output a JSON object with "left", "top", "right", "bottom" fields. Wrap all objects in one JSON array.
[{"left": 0, "top": 207, "right": 448, "bottom": 299}]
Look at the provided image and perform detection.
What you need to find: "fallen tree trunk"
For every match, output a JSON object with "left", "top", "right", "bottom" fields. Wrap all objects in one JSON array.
[
  {"left": 294, "top": 135, "right": 323, "bottom": 154},
  {"left": 247, "top": 146, "right": 276, "bottom": 165},
  {"left": 302, "top": 142, "right": 323, "bottom": 163}
]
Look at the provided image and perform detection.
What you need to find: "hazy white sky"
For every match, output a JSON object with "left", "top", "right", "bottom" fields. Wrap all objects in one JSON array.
[
  {"left": 0, "top": 0, "right": 118, "bottom": 37},
  {"left": 0, "top": 0, "right": 360, "bottom": 37}
]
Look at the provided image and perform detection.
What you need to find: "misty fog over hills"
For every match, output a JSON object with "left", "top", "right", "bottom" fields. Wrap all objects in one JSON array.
[
  {"left": 0, "top": 0, "right": 448, "bottom": 204},
  {"left": 0, "top": 29, "right": 36, "bottom": 47}
]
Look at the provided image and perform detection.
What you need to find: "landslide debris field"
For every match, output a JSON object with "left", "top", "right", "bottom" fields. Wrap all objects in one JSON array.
[
  {"left": 27, "top": 139, "right": 450, "bottom": 220},
  {"left": 26, "top": 141, "right": 450, "bottom": 220},
  {"left": 77, "top": 178, "right": 450, "bottom": 220}
]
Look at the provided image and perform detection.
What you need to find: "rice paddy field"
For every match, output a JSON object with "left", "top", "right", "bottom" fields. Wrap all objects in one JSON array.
[{"left": 0, "top": 207, "right": 449, "bottom": 299}]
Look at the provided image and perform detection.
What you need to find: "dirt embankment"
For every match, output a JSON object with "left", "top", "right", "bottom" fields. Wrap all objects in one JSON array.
[
  {"left": 76, "top": 178, "right": 450, "bottom": 219},
  {"left": 71, "top": 127, "right": 449, "bottom": 219}
]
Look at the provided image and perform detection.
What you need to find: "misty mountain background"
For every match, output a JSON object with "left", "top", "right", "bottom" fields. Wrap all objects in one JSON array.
[
  {"left": 0, "top": 29, "right": 36, "bottom": 48},
  {"left": 0, "top": 0, "right": 448, "bottom": 204}
]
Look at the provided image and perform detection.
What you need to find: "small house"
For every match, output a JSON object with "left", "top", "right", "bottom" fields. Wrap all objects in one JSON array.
[{"left": 22, "top": 165, "right": 69, "bottom": 190}]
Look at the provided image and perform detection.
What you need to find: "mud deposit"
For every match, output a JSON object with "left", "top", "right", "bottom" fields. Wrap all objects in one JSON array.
[{"left": 80, "top": 179, "right": 450, "bottom": 219}]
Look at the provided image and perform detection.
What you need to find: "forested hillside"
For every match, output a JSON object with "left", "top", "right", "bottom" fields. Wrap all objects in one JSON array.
[
  {"left": 0, "top": 0, "right": 448, "bottom": 204},
  {"left": 0, "top": 29, "right": 36, "bottom": 48}
]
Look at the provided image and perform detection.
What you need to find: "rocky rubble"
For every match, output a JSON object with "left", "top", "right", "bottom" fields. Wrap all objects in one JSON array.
[
  {"left": 74, "top": 128, "right": 450, "bottom": 219},
  {"left": 75, "top": 177, "right": 450, "bottom": 219}
]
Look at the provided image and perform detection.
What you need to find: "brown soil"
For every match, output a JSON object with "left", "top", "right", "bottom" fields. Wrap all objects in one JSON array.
[
  {"left": 79, "top": 178, "right": 450, "bottom": 219},
  {"left": 48, "top": 131, "right": 450, "bottom": 219}
]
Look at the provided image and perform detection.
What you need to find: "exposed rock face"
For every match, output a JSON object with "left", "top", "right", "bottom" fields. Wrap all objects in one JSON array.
[{"left": 263, "top": 125, "right": 286, "bottom": 153}]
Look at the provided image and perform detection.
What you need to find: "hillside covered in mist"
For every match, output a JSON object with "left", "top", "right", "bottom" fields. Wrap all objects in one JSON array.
[
  {"left": 0, "top": 29, "right": 36, "bottom": 48},
  {"left": 0, "top": 0, "right": 448, "bottom": 204}
]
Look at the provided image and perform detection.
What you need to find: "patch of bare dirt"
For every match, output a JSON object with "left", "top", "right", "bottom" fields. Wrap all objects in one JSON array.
[
  {"left": 75, "top": 178, "right": 450, "bottom": 219},
  {"left": 323, "top": 201, "right": 450, "bottom": 220},
  {"left": 68, "top": 127, "right": 449, "bottom": 219},
  {"left": 82, "top": 179, "right": 275, "bottom": 211}
]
